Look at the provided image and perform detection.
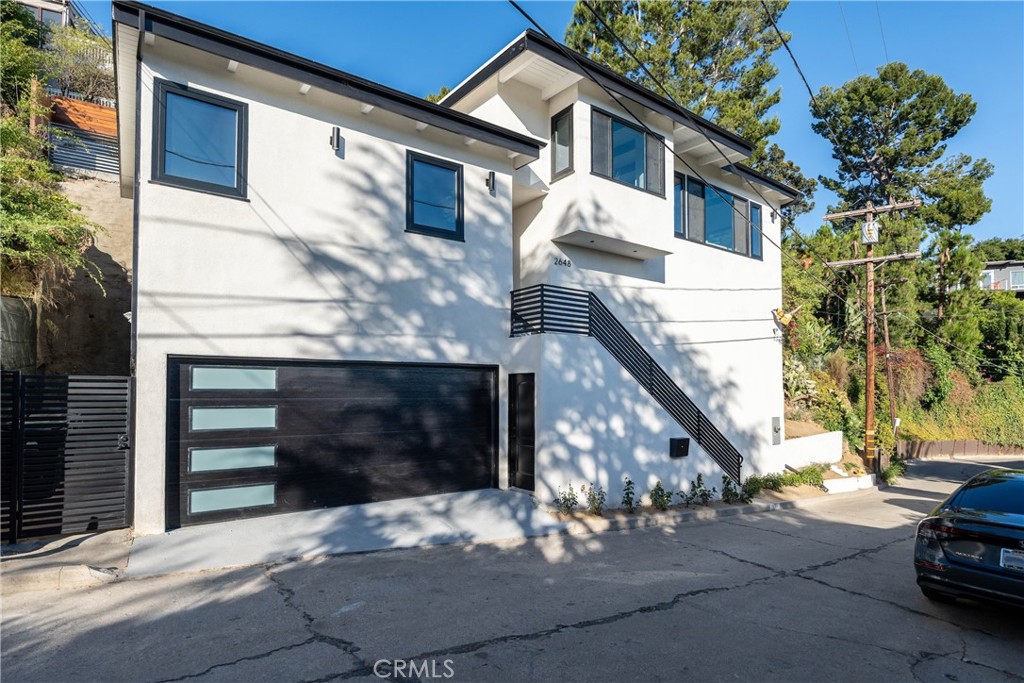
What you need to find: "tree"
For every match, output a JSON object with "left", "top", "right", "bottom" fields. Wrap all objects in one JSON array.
[
  {"left": 810, "top": 63, "right": 986, "bottom": 349},
  {"left": 975, "top": 237, "right": 1024, "bottom": 262},
  {"left": 45, "top": 24, "right": 115, "bottom": 102},
  {"left": 424, "top": 86, "right": 450, "bottom": 104},
  {"left": 0, "top": 0, "right": 98, "bottom": 297},
  {"left": 564, "top": 0, "right": 815, "bottom": 221},
  {"left": 1, "top": 0, "right": 46, "bottom": 107}
]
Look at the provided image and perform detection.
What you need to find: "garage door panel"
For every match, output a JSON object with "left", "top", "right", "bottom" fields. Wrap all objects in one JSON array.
[{"left": 167, "top": 357, "right": 497, "bottom": 528}]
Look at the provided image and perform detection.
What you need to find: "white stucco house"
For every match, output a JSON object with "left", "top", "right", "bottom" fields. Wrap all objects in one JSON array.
[{"left": 112, "top": 1, "right": 804, "bottom": 534}]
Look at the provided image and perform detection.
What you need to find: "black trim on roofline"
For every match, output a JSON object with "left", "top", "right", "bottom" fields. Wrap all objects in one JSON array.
[
  {"left": 442, "top": 29, "right": 753, "bottom": 158},
  {"left": 724, "top": 163, "right": 803, "bottom": 204},
  {"left": 112, "top": 1, "right": 542, "bottom": 160}
]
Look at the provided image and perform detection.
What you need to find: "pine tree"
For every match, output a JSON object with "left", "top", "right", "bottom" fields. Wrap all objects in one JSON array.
[{"left": 564, "top": 0, "right": 815, "bottom": 221}]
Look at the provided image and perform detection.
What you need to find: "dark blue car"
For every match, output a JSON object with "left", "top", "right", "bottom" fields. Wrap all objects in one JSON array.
[{"left": 915, "top": 469, "right": 1024, "bottom": 607}]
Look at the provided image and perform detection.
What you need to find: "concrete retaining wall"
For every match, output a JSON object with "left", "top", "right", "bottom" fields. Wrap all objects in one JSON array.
[
  {"left": 780, "top": 431, "right": 843, "bottom": 469},
  {"left": 1, "top": 296, "right": 37, "bottom": 372}
]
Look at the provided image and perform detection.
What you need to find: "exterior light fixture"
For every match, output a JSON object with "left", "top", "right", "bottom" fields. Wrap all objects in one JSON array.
[{"left": 485, "top": 171, "right": 496, "bottom": 193}]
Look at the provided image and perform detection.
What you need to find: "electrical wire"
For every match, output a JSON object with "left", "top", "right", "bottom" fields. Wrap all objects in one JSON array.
[
  {"left": 836, "top": 1, "right": 861, "bottom": 75},
  {"left": 576, "top": 0, "right": 864, "bottom": 313},
  {"left": 875, "top": 1, "right": 890, "bottom": 64},
  {"left": 508, "top": 0, "right": 864, "bottom": 327}
]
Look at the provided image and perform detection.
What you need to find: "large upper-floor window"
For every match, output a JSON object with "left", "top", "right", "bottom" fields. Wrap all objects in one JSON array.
[
  {"left": 406, "top": 151, "right": 464, "bottom": 241},
  {"left": 591, "top": 108, "right": 664, "bottom": 196},
  {"left": 1012, "top": 270, "right": 1024, "bottom": 290},
  {"left": 551, "top": 105, "right": 573, "bottom": 181},
  {"left": 674, "top": 174, "right": 763, "bottom": 260},
  {"left": 153, "top": 79, "right": 248, "bottom": 199}
]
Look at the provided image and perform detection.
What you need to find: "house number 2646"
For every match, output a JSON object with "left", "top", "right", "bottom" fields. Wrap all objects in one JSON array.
[{"left": 553, "top": 257, "right": 572, "bottom": 268}]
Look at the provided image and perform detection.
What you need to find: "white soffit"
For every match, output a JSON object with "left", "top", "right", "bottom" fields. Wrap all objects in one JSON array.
[{"left": 553, "top": 230, "right": 672, "bottom": 261}]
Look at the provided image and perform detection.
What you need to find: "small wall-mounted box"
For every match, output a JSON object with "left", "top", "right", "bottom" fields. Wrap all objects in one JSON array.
[{"left": 669, "top": 438, "right": 690, "bottom": 459}]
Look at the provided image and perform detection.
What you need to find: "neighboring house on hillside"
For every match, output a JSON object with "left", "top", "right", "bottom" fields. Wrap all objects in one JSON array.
[
  {"left": 981, "top": 260, "right": 1024, "bottom": 298},
  {"left": 111, "top": 1, "right": 805, "bottom": 536}
]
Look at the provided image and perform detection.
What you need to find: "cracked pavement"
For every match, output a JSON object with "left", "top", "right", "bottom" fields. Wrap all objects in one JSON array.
[{"left": 2, "top": 457, "right": 1022, "bottom": 682}]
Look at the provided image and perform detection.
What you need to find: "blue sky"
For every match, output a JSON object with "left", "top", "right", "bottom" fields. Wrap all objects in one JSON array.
[{"left": 81, "top": 1, "right": 1023, "bottom": 242}]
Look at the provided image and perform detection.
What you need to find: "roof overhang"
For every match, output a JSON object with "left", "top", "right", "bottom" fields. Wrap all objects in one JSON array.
[
  {"left": 722, "top": 163, "right": 803, "bottom": 206},
  {"left": 111, "top": 1, "right": 542, "bottom": 198},
  {"left": 442, "top": 29, "right": 754, "bottom": 161}
]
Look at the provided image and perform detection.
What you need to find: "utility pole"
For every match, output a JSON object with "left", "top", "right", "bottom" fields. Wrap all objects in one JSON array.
[
  {"left": 824, "top": 198, "right": 921, "bottom": 475},
  {"left": 880, "top": 287, "right": 899, "bottom": 465}
]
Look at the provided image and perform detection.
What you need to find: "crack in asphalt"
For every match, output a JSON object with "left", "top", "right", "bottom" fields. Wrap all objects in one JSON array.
[
  {"left": 148, "top": 638, "right": 318, "bottom": 683},
  {"left": 722, "top": 519, "right": 853, "bottom": 549}
]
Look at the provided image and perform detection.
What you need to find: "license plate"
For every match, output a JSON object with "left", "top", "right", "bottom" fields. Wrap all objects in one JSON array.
[{"left": 1000, "top": 548, "right": 1024, "bottom": 572}]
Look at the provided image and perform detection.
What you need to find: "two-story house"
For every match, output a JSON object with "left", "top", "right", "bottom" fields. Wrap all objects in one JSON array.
[
  {"left": 981, "top": 260, "right": 1024, "bottom": 298},
  {"left": 112, "top": 2, "right": 802, "bottom": 535}
]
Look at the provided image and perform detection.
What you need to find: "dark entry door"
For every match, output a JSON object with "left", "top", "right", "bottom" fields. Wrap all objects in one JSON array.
[{"left": 509, "top": 373, "right": 535, "bottom": 491}]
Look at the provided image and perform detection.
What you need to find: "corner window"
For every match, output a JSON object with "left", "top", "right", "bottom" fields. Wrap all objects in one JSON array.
[
  {"left": 674, "top": 174, "right": 762, "bottom": 259},
  {"left": 591, "top": 108, "right": 664, "bottom": 195},
  {"left": 1011, "top": 271, "right": 1024, "bottom": 290},
  {"left": 406, "top": 151, "right": 464, "bottom": 241},
  {"left": 551, "top": 105, "right": 573, "bottom": 181},
  {"left": 153, "top": 79, "right": 247, "bottom": 198},
  {"left": 980, "top": 271, "right": 993, "bottom": 289}
]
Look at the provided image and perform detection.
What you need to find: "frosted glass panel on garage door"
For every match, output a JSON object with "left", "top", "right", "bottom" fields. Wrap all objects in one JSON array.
[
  {"left": 191, "top": 366, "right": 277, "bottom": 390},
  {"left": 189, "top": 446, "right": 276, "bottom": 472},
  {"left": 190, "top": 407, "right": 277, "bottom": 431},
  {"left": 190, "top": 484, "right": 275, "bottom": 513}
]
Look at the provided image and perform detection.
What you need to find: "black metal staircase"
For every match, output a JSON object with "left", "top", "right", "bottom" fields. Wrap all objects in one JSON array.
[{"left": 510, "top": 284, "right": 744, "bottom": 481}]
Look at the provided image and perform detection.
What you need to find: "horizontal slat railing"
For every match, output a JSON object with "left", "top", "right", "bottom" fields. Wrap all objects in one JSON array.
[{"left": 510, "top": 285, "right": 743, "bottom": 481}]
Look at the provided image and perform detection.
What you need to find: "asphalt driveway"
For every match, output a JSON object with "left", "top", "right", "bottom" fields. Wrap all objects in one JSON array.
[{"left": 2, "top": 456, "right": 1022, "bottom": 683}]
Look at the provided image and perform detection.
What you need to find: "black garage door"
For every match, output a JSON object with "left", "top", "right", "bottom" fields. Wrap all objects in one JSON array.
[{"left": 166, "top": 357, "right": 497, "bottom": 528}]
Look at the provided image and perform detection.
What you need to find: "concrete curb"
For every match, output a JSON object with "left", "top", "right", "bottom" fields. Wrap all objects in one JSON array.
[
  {"left": 2, "top": 564, "right": 122, "bottom": 596},
  {"left": 551, "top": 488, "right": 878, "bottom": 538}
]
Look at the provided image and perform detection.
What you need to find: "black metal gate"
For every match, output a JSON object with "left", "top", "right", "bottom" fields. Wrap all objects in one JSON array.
[{"left": 1, "top": 371, "right": 131, "bottom": 544}]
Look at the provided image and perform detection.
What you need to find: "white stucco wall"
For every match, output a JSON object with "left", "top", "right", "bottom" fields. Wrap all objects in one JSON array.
[
  {"left": 132, "top": 42, "right": 521, "bottom": 533},
  {"left": 461, "top": 73, "right": 789, "bottom": 504}
]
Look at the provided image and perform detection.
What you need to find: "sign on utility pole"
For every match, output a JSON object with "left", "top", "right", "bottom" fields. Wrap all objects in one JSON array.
[{"left": 824, "top": 198, "right": 921, "bottom": 475}]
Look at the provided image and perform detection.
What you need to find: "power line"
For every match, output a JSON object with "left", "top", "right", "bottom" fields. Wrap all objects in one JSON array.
[
  {"left": 508, "top": 0, "right": 865, "bottom": 327},
  {"left": 576, "top": 0, "right": 863, "bottom": 303},
  {"left": 836, "top": 1, "right": 861, "bottom": 75},
  {"left": 875, "top": 1, "right": 891, "bottom": 63}
]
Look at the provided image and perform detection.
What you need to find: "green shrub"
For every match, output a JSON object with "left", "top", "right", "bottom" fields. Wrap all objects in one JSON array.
[
  {"left": 879, "top": 456, "right": 907, "bottom": 485},
  {"left": 555, "top": 484, "right": 578, "bottom": 514},
  {"left": 679, "top": 473, "right": 716, "bottom": 507},
  {"left": 721, "top": 476, "right": 751, "bottom": 504},
  {"left": 584, "top": 482, "right": 606, "bottom": 516},
  {"left": 649, "top": 481, "right": 673, "bottom": 511},
  {"left": 621, "top": 476, "right": 638, "bottom": 513}
]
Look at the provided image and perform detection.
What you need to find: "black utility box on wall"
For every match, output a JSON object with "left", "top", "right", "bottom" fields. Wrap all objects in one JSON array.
[{"left": 669, "top": 438, "right": 690, "bottom": 459}]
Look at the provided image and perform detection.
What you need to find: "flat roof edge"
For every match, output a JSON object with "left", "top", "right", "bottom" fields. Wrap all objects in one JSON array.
[{"left": 112, "top": 1, "right": 541, "bottom": 158}]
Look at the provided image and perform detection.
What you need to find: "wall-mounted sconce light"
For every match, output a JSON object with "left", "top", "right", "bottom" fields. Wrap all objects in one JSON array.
[
  {"left": 485, "top": 171, "right": 496, "bottom": 195},
  {"left": 330, "top": 126, "right": 345, "bottom": 158}
]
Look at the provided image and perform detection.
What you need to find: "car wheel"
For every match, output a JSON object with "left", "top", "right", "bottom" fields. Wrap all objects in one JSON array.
[{"left": 921, "top": 587, "right": 954, "bottom": 603}]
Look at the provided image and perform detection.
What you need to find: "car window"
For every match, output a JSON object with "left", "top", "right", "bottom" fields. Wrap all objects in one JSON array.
[{"left": 951, "top": 476, "right": 1024, "bottom": 515}]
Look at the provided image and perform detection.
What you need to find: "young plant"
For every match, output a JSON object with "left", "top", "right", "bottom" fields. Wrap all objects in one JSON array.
[
  {"left": 680, "top": 473, "right": 716, "bottom": 507},
  {"left": 879, "top": 456, "right": 908, "bottom": 485},
  {"left": 720, "top": 475, "right": 751, "bottom": 504},
  {"left": 555, "top": 484, "right": 579, "bottom": 514},
  {"left": 585, "top": 482, "right": 607, "bottom": 516},
  {"left": 621, "top": 476, "right": 638, "bottom": 513},
  {"left": 649, "top": 481, "right": 673, "bottom": 511}
]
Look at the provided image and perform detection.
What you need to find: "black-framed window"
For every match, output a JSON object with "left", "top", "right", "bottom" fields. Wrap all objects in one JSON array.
[
  {"left": 153, "top": 79, "right": 248, "bottom": 199},
  {"left": 591, "top": 108, "right": 664, "bottom": 195},
  {"left": 406, "top": 151, "right": 464, "bottom": 241},
  {"left": 551, "top": 105, "right": 573, "bottom": 181},
  {"left": 674, "top": 174, "right": 763, "bottom": 259}
]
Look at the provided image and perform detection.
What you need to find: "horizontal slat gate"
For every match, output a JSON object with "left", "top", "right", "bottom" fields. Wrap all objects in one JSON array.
[{"left": 0, "top": 372, "right": 130, "bottom": 543}]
